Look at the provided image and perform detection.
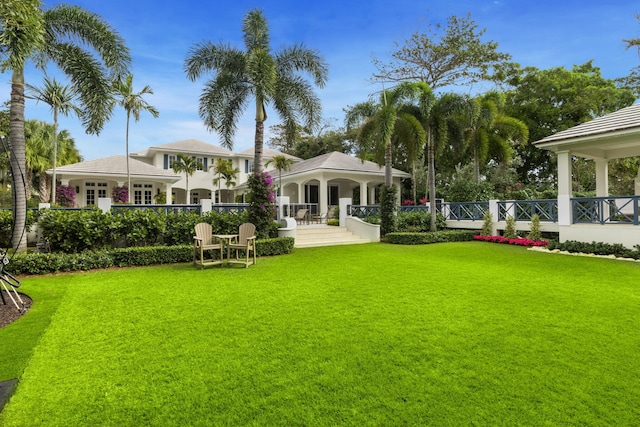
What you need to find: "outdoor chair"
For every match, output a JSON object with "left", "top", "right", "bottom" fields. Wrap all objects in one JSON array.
[
  {"left": 193, "top": 223, "right": 224, "bottom": 269},
  {"left": 227, "top": 223, "right": 257, "bottom": 268},
  {"left": 313, "top": 206, "right": 336, "bottom": 223},
  {"left": 295, "top": 209, "right": 308, "bottom": 224}
]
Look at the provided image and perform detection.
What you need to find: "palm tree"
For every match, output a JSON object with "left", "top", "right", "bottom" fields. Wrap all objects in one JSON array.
[
  {"left": 423, "top": 93, "right": 472, "bottom": 231},
  {"left": 113, "top": 74, "right": 159, "bottom": 203},
  {"left": 172, "top": 154, "right": 202, "bottom": 204},
  {"left": 211, "top": 158, "right": 239, "bottom": 203},
  {"left": 345, "top": 83, "right": 427, "bottom": 187},
  {"left": 465, "top": 91, "right": 528, "bottom": 183},
  {"left": 265, "top": 154, "right": 295, "bottom": 196},
  {"left": 1, "top": 2, "right": 130, "bottom": 251},
  {"left": 26, "top": 77, "right": 81, "bottom": 202},
  {"left": 184, "top": 8, "right": 328, "bottom": 175},
  {"left": 624, "top": 14, "right": 639, "bottom": 51},
  {"left": 24, "top": 120, "right": 81, "bottom": 203},
  {"left": 220, "top": 163, "right": 240, "bottom": 203}
]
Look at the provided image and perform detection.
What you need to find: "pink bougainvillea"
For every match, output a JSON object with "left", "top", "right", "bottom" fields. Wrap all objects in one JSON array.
[
  {"left": 56, "top": 185, "right": 76, "bottom": 207},
  {"left": 473, "top": 235, "right": 548, "bottom": 247}
]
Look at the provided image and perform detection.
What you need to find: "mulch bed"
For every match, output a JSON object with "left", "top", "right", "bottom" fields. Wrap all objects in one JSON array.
[{"left": 0, "top": 290, "right": 32, "bottom": 330}]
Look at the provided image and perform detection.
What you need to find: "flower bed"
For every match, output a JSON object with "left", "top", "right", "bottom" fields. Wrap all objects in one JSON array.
[{"left": 474, "top": 235, "right": 548, "bottom": 247}]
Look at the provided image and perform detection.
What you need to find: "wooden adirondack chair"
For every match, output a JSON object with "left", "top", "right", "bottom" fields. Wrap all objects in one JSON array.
[
  {"left": 193, "top": 223, "right": 223, "bottom": 268},
  {"left": 227, "top": 223, "right": 257, "bottom": 268}
]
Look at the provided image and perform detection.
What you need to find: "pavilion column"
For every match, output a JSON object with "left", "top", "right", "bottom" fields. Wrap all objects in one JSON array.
[
  {"left": 319, "top": 177, "right": 328, "bottom": 214},
  {"left": 165, "top": 183, "right": 173, "bottom": 205},
  {"left": 557, "top": 150, "right": 572, "bottom": 226},
  {"left": 360, "top": 182, "right": 368, "bottom": 205},
  {"left": 595, "top": 159, "right": 609, "bottom": 197},
  {"left": 297, "top": 182, "right": 304, "bottom": 204}
]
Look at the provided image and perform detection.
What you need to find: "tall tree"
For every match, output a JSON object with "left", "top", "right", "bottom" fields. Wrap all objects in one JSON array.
[
  {"left": 1, "top": 2, "right": 130, "bottom": 251},
  {"left": 265, "top": 154, "right": 295, "bottom": 196},
  {"left": 211, "top": 158, "right": 239, "bottom": 203},
  {"left": 220, "top": 163, "right": 239, "bottom": 203},
  {"left": 113, "top": 74, "right": 159, "bottom": 203},
  {"left": 184, "top": 8, "right": 328, "bottom": 175},
  {"left": 373, "top": 13, "right": 511, "bottom": 89},
  {"left": 24, "top": 120, "right": 81, "bottom": 203},
  {"left": 464, "top": 91, "right": 528, "bottom": 183},
  {"left": 26, "top": 77, "right": 81, "bottom": 202},
  {"left": 422, "top": 92, "right": 471, "bottom": 231},
  {"left": 501, "top": 61, "right": 636, "bottom": 184},
  {"left": 623, "top": 14, "right": 640, "bottom": 52},
  {"left": 172, "top": 154, "right": 202, "bottom": 204}
]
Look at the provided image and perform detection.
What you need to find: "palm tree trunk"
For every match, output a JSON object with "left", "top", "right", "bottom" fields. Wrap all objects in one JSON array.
[
  {"left": 473, "top": 147, "right": 481, "bottom": 184},
  {"left": 39, "top": 174, "right": 50, "bottom": 203},
  {"left": 428, "top": 129, "right": 437, "bottom": 232},
  {"left": 125, "top": 111, "right": 131, "bottom": 203},
  {"left": 412, "top": 160, "right": 417, "bottom": 204},
  {"left": 384, "top": 141, "right": 393, "bottom": 187},
  {"left": 254, "top": 119, "right": 264, "bottom": 175},
  {"left": 51, "top": 107, "right": 59, "bottom": 203},
  {"left": 9, "top": 69, "right": 28, "bottom": 252}
]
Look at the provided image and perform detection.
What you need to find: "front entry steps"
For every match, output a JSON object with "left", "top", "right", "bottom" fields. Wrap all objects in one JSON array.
[{"left": 294, "top": 224, "right": 371, "bottom": 248}]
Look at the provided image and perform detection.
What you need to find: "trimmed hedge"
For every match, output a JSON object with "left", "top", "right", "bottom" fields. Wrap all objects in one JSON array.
[
  {"left": 546, "top": 240, "right": 640, "bottom": 260},
  {"left": 385, "top": 230, "right": 477, "bottom": 245},
  {"left": 8, "top": 237, "right": 295, "bottom": 275}
]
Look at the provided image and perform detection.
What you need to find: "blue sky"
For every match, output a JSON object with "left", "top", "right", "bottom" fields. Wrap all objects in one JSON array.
[{"left": 1, "top": 0, "right": 639, "bottom": 161}]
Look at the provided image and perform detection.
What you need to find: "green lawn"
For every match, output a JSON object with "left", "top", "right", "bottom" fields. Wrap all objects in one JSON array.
[{"left": 1, "top": 242, "right": 639, "bottom": 426}]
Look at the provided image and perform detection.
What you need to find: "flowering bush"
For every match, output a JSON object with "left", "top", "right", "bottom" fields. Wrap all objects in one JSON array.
[
  {"left": 474, "top": 234, "right": 548, "bottom": 247},
  {"left": 402, "top": 199, "right": 415, "bottom": 206},
  {"left": 112, "top": 185, "right": 128, "bottom": 203},
  {"left": 56, "top": 185, "right": 76, "bottom": 207},
  {"left": 419, "top": 197, "right": 427, "bottom": 205},
  {"left": 247, "top": 171, "right": 277, "bottom": 238}
]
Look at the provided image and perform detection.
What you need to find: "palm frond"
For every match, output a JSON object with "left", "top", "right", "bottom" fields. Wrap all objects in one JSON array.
[{"left": 43, "top": 4, "right": 130, "bottom": 76}]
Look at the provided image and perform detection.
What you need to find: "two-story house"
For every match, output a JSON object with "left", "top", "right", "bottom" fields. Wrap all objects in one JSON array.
[{"left": 49, "top": 138, "right": 410, "bottom": 212}]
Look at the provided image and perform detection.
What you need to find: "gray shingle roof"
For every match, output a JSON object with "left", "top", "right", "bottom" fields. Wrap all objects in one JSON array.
[
  {"left": 49, "top": 155, "right": 178, "bottom": 180},
  {"left": 535, "top": 103, "right": 640, "bottom": 145},
  {"left": 277, "top": 151, "right": 411, "bottom": 177},
  {"left": 238, "top": 147, "right": 301, "bottom": 160},
  {"left": 140, "top": 139, "right": 234, "bottom": 156}
]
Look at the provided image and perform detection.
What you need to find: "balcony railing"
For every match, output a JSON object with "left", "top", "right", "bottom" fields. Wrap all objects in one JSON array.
[
  {"left": 572, "top": 196, "right": 640, "bottom": 225},
  {"left": 498, "top": 199, "right": 558, "bottom": 222},
  {"left": 442, "top": 202, "right": 488, "bottom": 221},
  {"left": 112, "top": 204, "right": 202, "bottom": 214}
]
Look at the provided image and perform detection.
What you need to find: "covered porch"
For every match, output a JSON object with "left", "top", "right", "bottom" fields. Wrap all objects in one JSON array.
[{"left": 533, "top": 103, "right": 640, "bottom": 248}]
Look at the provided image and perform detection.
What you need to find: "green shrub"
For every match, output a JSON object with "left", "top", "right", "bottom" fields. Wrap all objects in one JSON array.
[
  {"left": 385, "top": 230, "right": 477, "bottom": 245},
  {"left": 396, "top": 211, "right": 445, "bottom": 232},
  {"left": 8, "top": 237, "right": 295, "bottom": 275},
  {"left": 503, "top": 215, "right": 517, "bottom": 239},
  {"left": 256, "top": 237, "right": 294, "bottom": 257},
  {"left": 546, "top": 240, "right": 640, "bottom": 259},
  {"left": 527, "top": 214, "right": 542, "bottom": 241},
  {"left": 110, "top": 245, "right": 193, "bottom": 267},
  {"left": 327, "top": 219, "right": 339, "bottom": 226},
  {"left": 481, "top": 211, "right": 493, "bottom": 236},
  {"left": 36, "top": 209, "right": 275, "bottom": 253},
  {"left": 379, "top": 185, "right": 398, "bottom": 236}
]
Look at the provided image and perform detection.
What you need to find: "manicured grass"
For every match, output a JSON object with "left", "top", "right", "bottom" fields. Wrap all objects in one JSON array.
[{"left": 1, "top": 243, "right": 639, "bottom": 426}]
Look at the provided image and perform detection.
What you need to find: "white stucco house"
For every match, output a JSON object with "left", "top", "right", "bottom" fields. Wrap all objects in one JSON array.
[{"left": 48, "top": 139, "right": 410, "bottom": 213}]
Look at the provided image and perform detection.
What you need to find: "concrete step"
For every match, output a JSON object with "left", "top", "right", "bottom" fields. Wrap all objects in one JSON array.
[{"left": 294, "top": 225, "right": 370, "bottom": 248}]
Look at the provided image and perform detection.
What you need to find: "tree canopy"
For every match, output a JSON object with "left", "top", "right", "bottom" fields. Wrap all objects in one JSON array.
[{"left": 373, "top": 13, "right": 511, "bottom": 88}]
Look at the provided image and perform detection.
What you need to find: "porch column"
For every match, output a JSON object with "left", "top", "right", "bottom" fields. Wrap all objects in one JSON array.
[
  {"left": 319, "top": 176, "right": 328, "bottom": 214},
  {"left": 369, "top": 186, "right": 376, "bottom": 205},
  {"left": 360, "top": 182, "right": 368, "bottom": 205},
  {"left": 297, "top": 182, "right": 304, "bottom": 204},
  {"left": 165, "top": 183, "right": 173, "bottom": 205},
  {"left": 595, "top": 159, "right": 609, "bottom": 197},
  {"left": 557, "top": 150, "right": 572, "bottom": 226}
]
